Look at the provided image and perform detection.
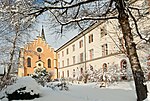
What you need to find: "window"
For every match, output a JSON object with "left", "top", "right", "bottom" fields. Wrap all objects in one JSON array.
[
  {"left": 73, "top": 56, "right": 75, "bottom": 64},
  {"left": 38, "top": 63, "right": 41, "bottom": 66},
  {"left": 67, "top": 58, "right": 69, "bottom": 66},
  {"left": 103, "top": 63, "right": 107, "bottom": 73},
  {"left": 89, "top": 34, "right": 93, "bottom": 43},
  {"left": 80, "top": 53, "right": 84, "bottom": 62},
  {"left": 48, "top": 59, "right": 51, "bottom": 68},
  {"left": 62, "top": 51, "right": 64, "bottom": 57},
  {"left": 79, "top": 40, "right": 83, "bottom": 48},
  {"left": 66, "top": 48, "right": 69, "bottom": 55},
  {"left": 72, "top": 44, "right": 75, "bottom": 51},
  {"left": 120, "top": 59, "right": 127, "bottom": 80},
  {"left": 37, "top": 47, "right": 42, "bottom": 52},
  {"left": 67, "top": 70, "right": 69, "bottom": 77},
  {"left": 121, "top": 60, "right": 127, "bottom": 71},
  {"left": 81, "top": 68, "right": 83, "bottom": 74},
  {"left": 101, "top": 28, "right": 107, "bottom": 37},
  {"left": 89, "top": 49, "right": 94, "bottom": 60},
  {"left": 102, "top": 44, "right": 108, "bottom": 56},
  {"left": 27, "top": 57, "right": 31, "bottom": 67},
  {"left": 62, "top": 60, "right": 64, "bottom": 67},
  {"left": 73, "top": 69, "right": 75, "bottom": 77}
]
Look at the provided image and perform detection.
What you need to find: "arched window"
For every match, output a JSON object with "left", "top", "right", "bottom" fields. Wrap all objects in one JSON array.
[
  {"left": 120, "top": 59, "right": 127, "bottom": 72},
  {"left": 120, "top": 59, "right": 128, "bottom": 80},
  {"left": 48, "top": 59, "right": 51, "bottom": 68},
  {"left": 27, "top": 57, "right": 31, "bottom": 67},
  {"left": 103, "top": 63, "right": 107, "bottom": 73}
]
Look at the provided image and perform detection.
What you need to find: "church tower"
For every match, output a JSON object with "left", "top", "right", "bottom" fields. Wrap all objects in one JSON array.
[
  {"left": 41, "top": 25, "right": 46, "bottom": 41},
  {"left": 18, "top": 27, "right": 56, "bottom": 78}
]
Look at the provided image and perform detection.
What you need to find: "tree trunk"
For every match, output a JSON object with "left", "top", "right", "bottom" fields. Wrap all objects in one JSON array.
[
  {"left": 6, "top": 28, "right": 19, "bottom": 79},
  {"left": 114, "top": 0, "right": 148, "bottom": 101}
]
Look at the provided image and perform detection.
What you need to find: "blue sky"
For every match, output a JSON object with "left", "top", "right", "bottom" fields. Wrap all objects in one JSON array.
[
  {"left": 37, "top": 24, "right": 78, "bottom": 49},
  {"left": 30, "top": 0, "right": 80, "bottom": 49},
  {"left": 31, "top": 13, "right": 79, "bottom": 49}
]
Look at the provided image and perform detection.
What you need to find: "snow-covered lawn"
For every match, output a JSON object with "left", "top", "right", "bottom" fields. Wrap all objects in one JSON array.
[
  {"left": 16, "top": 82, "right": 150, "bottom": 101},
  {"left": 1, "top": 77, "right": 150, "bottom": 101}
]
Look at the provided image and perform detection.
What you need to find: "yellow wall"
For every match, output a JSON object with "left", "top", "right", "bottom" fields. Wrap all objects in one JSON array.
[{"left": 19, "top": 36, "right": 56, "bottom": 78}]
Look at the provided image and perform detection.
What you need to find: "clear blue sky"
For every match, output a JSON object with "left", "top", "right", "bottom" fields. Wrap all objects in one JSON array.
[{"left": 32, "top": 13, "right": 79, "bottom": 49}]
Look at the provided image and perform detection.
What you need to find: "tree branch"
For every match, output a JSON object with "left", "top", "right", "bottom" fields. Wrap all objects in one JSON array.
[{"left": 127, "top": 8, "right": 150, "bottom": 43}]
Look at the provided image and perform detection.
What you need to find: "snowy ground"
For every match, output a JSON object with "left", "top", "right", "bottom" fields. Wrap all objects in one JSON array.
[
  {"left": 34, "top": 82, "right": 150, "bottom": 101},
  {"left": 10, "top": 81, "right": 150, "bottom": 101}
]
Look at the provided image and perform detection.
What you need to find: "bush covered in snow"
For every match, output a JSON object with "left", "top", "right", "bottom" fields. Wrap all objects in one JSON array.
[
  {"left": 46, "top": 79, "right": 69, "bottom": 91},
  {"left": 32, "top": 67, "right": 54, "bottom": 87},
  {"left": 0, "top": 77, "right": 40, "bottom": 101}
]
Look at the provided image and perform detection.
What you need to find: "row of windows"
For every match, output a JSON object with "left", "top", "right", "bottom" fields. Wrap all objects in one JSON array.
[
  {"left": 27, "top": 57, "right": 52, "bottom": 68},
  {"left": 58, "top": 27, "right": 109, "bottom": 58},
  {"left": 58, "top": 34, "right": 94, "bottom": 58},
  {"left": 58, "top": 43, "right": 109, "bottom": 68},
  {"left": 58, "top": 49, "right": 94, "bottom": 67},
  {"left": 60, "top": 60, "right": 128, "bottom": 78},
  {"left": 59, "top": 68, "right": 84, "bottom": 78}
]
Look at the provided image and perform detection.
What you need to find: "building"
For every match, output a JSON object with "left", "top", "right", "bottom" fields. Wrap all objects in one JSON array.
[
  {"left": 18, "top": 27, "right": 57, "bottom": 78},
  {"left": 18, "top": 0, "right": 150, "bottom": 80},
  {"left": 55, "top": 0, "right": 150, "bottom": 80},
  {"left": 56, "top": 20, "right": 132, "bottom": 79}
]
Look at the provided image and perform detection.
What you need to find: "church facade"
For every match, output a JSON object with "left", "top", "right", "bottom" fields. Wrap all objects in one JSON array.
[{"left": 18, "top": 28, "right": 57, "bottom": 78}]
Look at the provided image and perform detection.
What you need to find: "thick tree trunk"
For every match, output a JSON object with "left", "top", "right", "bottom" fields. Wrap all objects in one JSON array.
[{"left": 114, "top": 0, "right": 148, "bottom": 101}]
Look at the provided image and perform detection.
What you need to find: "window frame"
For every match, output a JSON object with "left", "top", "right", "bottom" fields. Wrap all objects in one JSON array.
[
  {"left": 79, "top": 40, "right": 83, "bottom": 48},
  {"left": 89, "top": 49, "right": 94, "bottom": 60},
  {"left": 66, "top": 48, "right": 69, "bottom": 55},
  {"left": 89, "top": 34, "right": 93, "bottom": 43}
]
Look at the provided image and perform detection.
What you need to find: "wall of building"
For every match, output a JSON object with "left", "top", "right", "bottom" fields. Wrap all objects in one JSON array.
[{"left": 56, "top": 19, "right": 131, "bottom": 79}]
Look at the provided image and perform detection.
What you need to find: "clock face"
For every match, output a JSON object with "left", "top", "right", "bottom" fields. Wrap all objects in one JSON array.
[{"left": 37, "top": 47, "right": 42, "bottom": 52}]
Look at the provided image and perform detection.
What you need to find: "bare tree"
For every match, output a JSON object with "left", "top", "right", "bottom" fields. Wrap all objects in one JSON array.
[
  {"left": 0, "top": 0, "right": 150, "bottom": 100},
  {"left": 0, "top": 0, "right": 34, "bottom": 80}
]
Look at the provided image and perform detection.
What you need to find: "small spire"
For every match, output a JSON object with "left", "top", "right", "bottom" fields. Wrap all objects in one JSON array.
[{"left": 41, "top": 25, "right": 46, "bottom": 41}]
